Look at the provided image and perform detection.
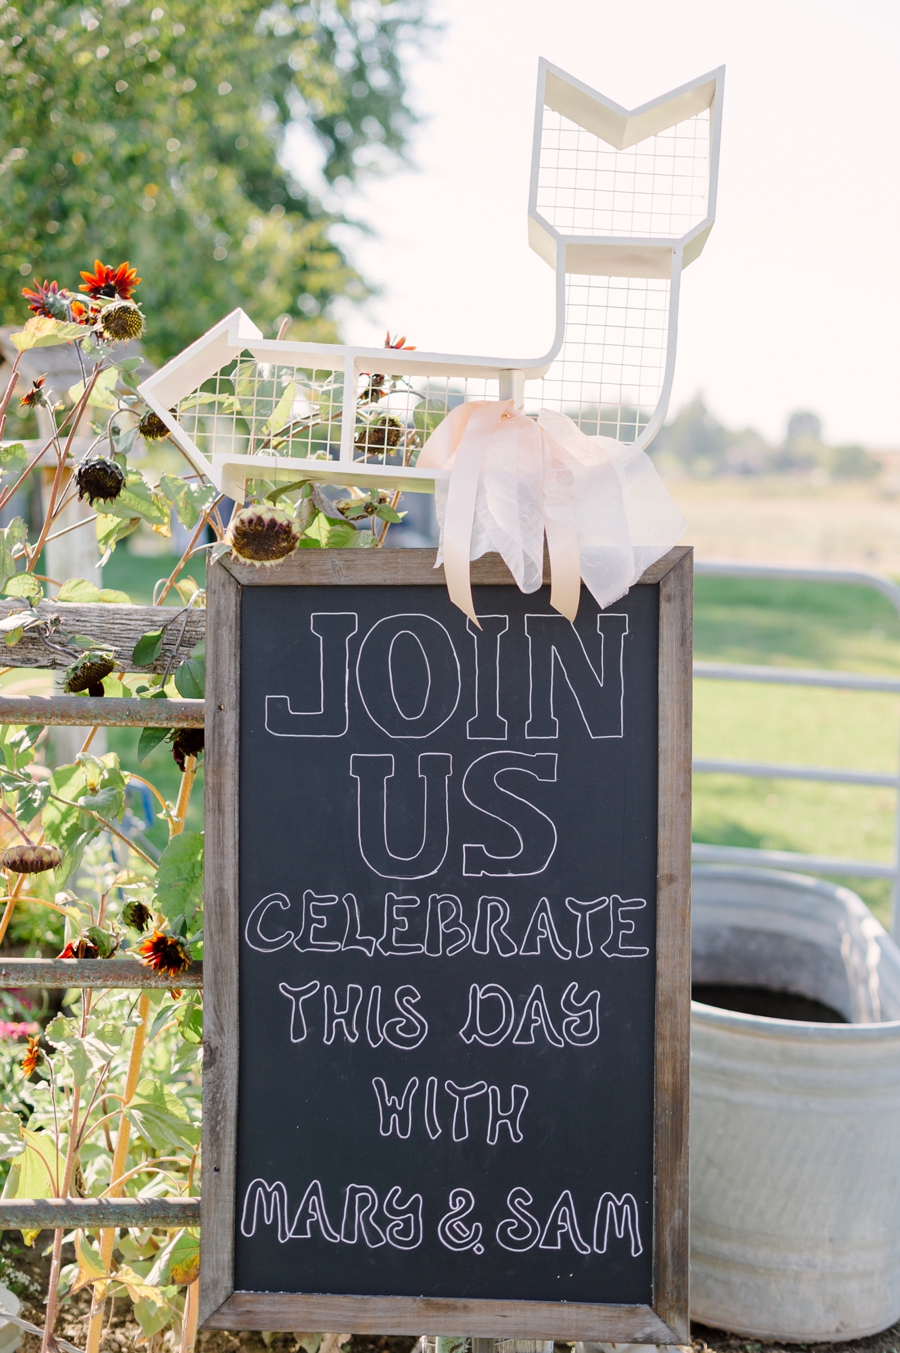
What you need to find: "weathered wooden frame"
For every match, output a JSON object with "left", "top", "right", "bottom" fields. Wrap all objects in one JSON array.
[{"left": 201, "top": 545, "right": 693, "bottom": 1342}]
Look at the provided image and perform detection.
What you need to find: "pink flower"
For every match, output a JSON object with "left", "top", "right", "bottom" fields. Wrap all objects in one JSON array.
[{"left": 0, "top": 1021, "right": 39, "bottom": 1040}]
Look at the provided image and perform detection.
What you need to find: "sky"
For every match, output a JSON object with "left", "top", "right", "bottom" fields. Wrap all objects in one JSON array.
[{"left": 298, "top": 0, "right": 900, "bottom": 448}]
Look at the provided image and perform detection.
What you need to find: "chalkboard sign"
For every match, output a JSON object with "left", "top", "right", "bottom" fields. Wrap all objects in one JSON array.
[{"left": 201, "top": 547, "right": 692, "bottom": 1344}]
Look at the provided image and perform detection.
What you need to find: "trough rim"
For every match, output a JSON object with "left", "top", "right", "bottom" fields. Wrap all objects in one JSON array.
[{"left": 690, "top": 863, "right": 900, "bottom": 1039}]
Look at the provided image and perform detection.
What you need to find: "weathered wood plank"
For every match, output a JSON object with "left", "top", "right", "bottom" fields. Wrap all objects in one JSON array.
[
  {"left": 199, "top": 558, "right": 241, "bottom": 1324},
  {"left": 0, "top": 1198, "right": 200, "bottom": 1229},
  {"left": 203, "top": 1294, "right": 675, "bottom": 1342},
  {"left": 0, "top": 959, "right": 203, "bottom": 989},
  {"left": 653, "top": 547, "right": 694, "bottom": 1344},
  {"left": 223, "top": 544, "right": 689, "bottom": 589},
  {"left": 0, "top": 599, "right": 205, "bottom": 671},
  {"left": 0, "top": 695, "right": 203, "bottom": 726}
]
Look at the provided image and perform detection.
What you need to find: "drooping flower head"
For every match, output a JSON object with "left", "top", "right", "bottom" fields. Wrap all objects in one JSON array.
[
  {"left": 122, "top": 899, "right": 152, "bottom": 933},
  {"left": 172, "top": 727, "right": 205, "bottom": 772},
  {"left": 1, "top": 843, "right": 62, "bottom": 874},
  {"left": 63, "top": 649, "right": 117, "bottom": 697},
  {"left": 19, "top": 377, "right": 48, "bottom": 409},
  {"left": 227, "top": 505, "right": 300, "bottom": 566},
  {"left": 75, "top": 457, "right": 125, "bottom": 506},
  {"left": 20, "top": 1035, "right": 42, "bottom": 1076},
  {"left": 138, "top": 930, "right": 192, "bottom": 975},
  {"left": 99, "top": 299, "right": 145, "bottom": 343},
  {"left": 58, "top": 934, "right": 100, "bottom": 959},
  {"left": 22, "top": 279, "right": 69, "bottom": 319},
  {"left": 79, "top": 260, "right": 141, "bottom": 300},
  {"left": 138, "top": 409, "right": 170, "bottom": 441}
]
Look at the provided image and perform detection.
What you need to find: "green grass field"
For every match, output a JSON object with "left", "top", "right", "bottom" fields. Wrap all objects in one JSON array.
[
  {"left": 693, "top": 576, "right": 900, "bottom": 925},
  {"left": 98, "top": 551, "right": 900, "bottom": 926}
]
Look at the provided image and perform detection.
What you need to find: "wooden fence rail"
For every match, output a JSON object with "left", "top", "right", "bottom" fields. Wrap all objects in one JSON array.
[
  {"left": 0, "top": 695, "right": 204, "bottom": 726},
  {"left": 0, "top": 959, "right": 203, "bottom": 988},
  {"left": 0, "top": 1199, "right": 200, "bottom": 1228},
  {"left": 0, "top": 600, "right": 205, "bottom": 673}
]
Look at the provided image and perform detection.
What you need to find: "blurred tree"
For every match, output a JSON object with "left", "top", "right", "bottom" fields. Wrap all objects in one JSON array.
[
  {"left": 0, "top": 0, "right": 426, "bottom": 361},
  {"left": 651, "top": 393, "right": 729, "bottom": 476}
]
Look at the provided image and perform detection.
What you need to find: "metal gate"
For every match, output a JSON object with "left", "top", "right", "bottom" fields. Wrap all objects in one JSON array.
[{"left": 690, "top": 561, "right": 900, "bottom": 940}]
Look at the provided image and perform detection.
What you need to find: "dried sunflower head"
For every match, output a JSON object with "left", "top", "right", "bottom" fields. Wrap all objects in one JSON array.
[
  {"left": 138, "top": 409, "right": 170, "bottom": 441},
  {"left": 2, "top": 843, "right": 62, "bottom": 874},
  {"left": 63, "top": 650, "right": 117, "bottom": 697},
  {"left": 138, "top": 930, "right": 192, "bottom": 974},
  {"left": 75, "top": 457, "right": 125, "bottom": 506},
  {"left": 99, "top": 299, "right": 145, "bottom": 343},
  {"left": 355, "top": 415, "right": 403, "bottom": 454},
  {"left": 172, "top": 727, "right": 204, "bottom": 772},
  {"left": 227, "top": 505, "right": 300, "bottom": 565},
  {"left": 122, "top": 899, "right": 152, "bottom": 933}
]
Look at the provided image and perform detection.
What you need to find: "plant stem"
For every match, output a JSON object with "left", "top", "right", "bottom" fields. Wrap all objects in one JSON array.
[
  {"left": 42, "top": 991, "right": 91, "bottom": 1353},
  {"left": 83, "top": 990, "right": 151, "bottom": 1353},
  {"left": 0, "top": 803, "right": 33, "bottom": 844},
  {"left": 79, "top": 727, "right": 99, "bottom": 755},
  {"left": 154, "top": 499, "right": 222, "bottom": 605},
  {"left": 171, "top": 756, "right": 197, "bottom": 837},
  {"left": 179, "top": 1279, "right": 200, "bottom": 1353},
  {"left": 0, "top": 869, "right": 28, "bottom": 946},
  {"left": 0, "top": 352, "right": 22, "bottom": 441}
]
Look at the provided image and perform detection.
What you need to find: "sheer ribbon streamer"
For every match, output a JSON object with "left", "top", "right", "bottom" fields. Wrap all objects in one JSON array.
[{"left": 418, "top": 401, "right": 687, "bottom": 624}]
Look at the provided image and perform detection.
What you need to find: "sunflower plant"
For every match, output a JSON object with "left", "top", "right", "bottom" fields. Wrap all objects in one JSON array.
[{"left": 0, "top": 260, "right": 412, "bottom": 1353}]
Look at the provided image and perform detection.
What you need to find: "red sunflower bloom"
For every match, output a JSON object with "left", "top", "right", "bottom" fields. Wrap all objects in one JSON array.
[
  {"left": 79, "top": 259, "right": 141, "bottom": 300},
  {"left": 22, "top": 279, "right": 65, "bottom": 318},
  {"left": 20, "top": 1035, "right": 41, "bottom": 1076},
  {"left": 384, "top": 332, "right": 416, "bottom": 351},
  {"left": 57, "top": 934, "right": 100, "bottom": 959},
  {"left": 19, "top": 377, "right": 47, "bottom": 409},
  {"left": 138, "top": 930, "right": 192, "bottom": 975}
]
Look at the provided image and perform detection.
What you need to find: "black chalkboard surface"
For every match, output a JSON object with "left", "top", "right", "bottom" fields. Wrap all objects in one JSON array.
[{"left": 201, "top": 548, "right": 692, "bottom": 1344}]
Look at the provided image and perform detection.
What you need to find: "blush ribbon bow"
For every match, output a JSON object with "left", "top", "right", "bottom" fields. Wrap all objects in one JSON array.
[{"left": 418, "top": 401, "right": 687, "bottom": 624}]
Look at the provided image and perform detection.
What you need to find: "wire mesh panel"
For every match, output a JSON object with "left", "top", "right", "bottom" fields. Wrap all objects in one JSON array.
[
  {"left": 351, "top": 371, "right": 499, "bottom": 470},
  {"left": 174, "top": 357, "right": 345, "bottom": 464},
  {"left": 525, "top": 274, "right": 670, "bottom": 440},
  {"left": 536, "top": 108, "right": 711, "bottom": 240}
]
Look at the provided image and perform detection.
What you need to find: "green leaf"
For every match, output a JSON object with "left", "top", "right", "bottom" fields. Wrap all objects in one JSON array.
[
  {"left": 96, "top": 511, "right": 141, "bottom": 565},
  {"left": 304, "top": 513, "right": 364, "bottom": 549},
  {"left": 260, "top": 377, "right": 298, "bottom": 437},
  {"left": 9, "top": 316, "right": 85, "bottom": 351},
  {"left": 177, "top": 995, "right": 203, "bottom": 1046},
  {"left": 56, "top": 578, "right": 101, "bottom": 603},
  {"left": 132, "top": 1294, "right": 174, "bottom": 1340},
  {"left": 0, "top": 1111, "right": 24, "bottom": 1159},
  {"left": 155, "top": 830, "right": 204, "bottom": 929},
  {"left": 3, "top": 573, "right": 42, "bottom": 601},
  {"left": 158, "top": 474, "right": 215, "bottom": 531},
  {"left": 125, "top": 1078, "right": 200, "bottom": 1151},
  {"left": 174, "top": 658, "right": 204, "bottom": 699},
  {"left": 137, "top": 726, "right": 170, "bottom": 763},
  {"left": 0, "top": 443, "right": 28, "bottom": 484},
  {"left": 0, "top": 518, "right": 28, "bottom": 584},
  {"left": 67, "top": 367, "right": 119, "bottom": 410},
  {"left": 133, "top": 629, "right": 165, "bottom": 666},
  {"left": 98, "top": 587, "right": 131, "bottom": 604},
  {"left": 99, "top": 470, "right": 170, "bottom": 528},
  {"left": 147, "top": 1228, "right": 199, "bottom": 1287}
]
